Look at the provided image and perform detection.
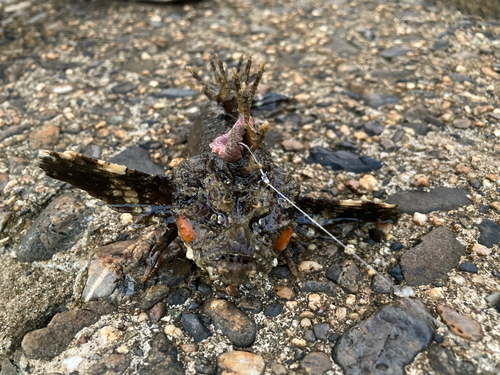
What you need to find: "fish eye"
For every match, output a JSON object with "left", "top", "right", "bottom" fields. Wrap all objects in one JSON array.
[{"left": 217, "top": 214, "right": 226, "bottom": 225}]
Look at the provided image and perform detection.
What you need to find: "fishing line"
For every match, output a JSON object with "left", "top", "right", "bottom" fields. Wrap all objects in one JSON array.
[{"left": 238, "top": 142, "right": 399, "bottom": 293}]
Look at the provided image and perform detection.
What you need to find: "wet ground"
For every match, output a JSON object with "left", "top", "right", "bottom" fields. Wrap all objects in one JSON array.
[{"left": 0, "top": 0, "right": 499, "bottom": 374}]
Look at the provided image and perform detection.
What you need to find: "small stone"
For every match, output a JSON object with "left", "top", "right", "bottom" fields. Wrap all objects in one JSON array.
[
  {"left": 112, "top": 82, "right": 136, "bottom": 94},
  {"left": 412, "top": 175, "right": 430, "bottom": 187},
  {"left": 270, "top": 362, "right": 287, "bottom": 375},
  {"left": 345, "top": 179, "right": 360, "bottom": 192},
  {"left": 164, "top": 324, "right": 183, "bottom": 339},
  {"left": 181, "top": 313, "right": 211, "bottom": 342},
  {"left": 455, "top": 165, "right": 471, "bottom": 175},
  {"left": 291, "top": 338, "right": 307, "bottom": 347},
  {"left": 308, "top": 294, "right": 322, "bottom": 312},
  {"left": 141, "top": 52, "right": 151, "bottom": 60},
  {"left": 99, "top": 326, "right": 121, "bottom": 344},
  {"left": 281, "top": 139, "right": 304, "bottom": 151},
  {"left": 301, "top": 352, "right": 332, "bottom": 375},
  {"left": 149, "top": 302, "right": 166, "bottom": 324},
  {"left": 157, "top": 88, "right": 195, "bottom": 98},
  {"left": 313, "top": 324, "right": 330, "bottom": 341},
  {"left": 276, "top": 286, "right": 295, "bottom": 300},
  {"left": 300, "top": 281, "right": 337, "bottom": 296},
  {"left": 326, "top": 260, "right": 360, "bottom": 293},
  {"left": 472, "top": 244, "right": 491, "bottom": 256},
  {"left": 458, "top": 262, "right": 478, "bottom": 273},
  {"left": 359, "top": 175, "right": 378, "bottom": 191},
  {"left": 140, "top": 284, "right": 170, "bottom": 310},
  {"left": 452, "top": 118, "right": 471, "bottom": 129},
  {"left": 239, "top": 297, "right": 263, "bottom": 314},
  {"left": 413, "top": 212, "right": 428, "bottom": 226},
  {"left": 437, "top": 305, "right": 484, "bottom": 342},
  {"left": 166, "top": 287, "right": 191, "bottom": 306},
  {"left": 194, "top": 356, "right": 216, "bottom": 375},
  {"left": 120, "top": 213, "right": 133, "bottom": 225},
  {"left": 217, "top": 351, "right": 265, "bottom": 375},
  {"left": 298, "top": 261, "right": 323, "bottom": 274},
  {"left": 478, "top": 219, "right": 500, "bottom": 248},
  {"left": 29, "top": 125, "right": 60, "bottom": 149},
  {"left": 481, "top": 67, "right": 500, "bottom": 79},
  {"left": 202, "top": 299, "right": 256, "bottom": 347},
  {"left": 264, "top": 302, "right": 284, "bottom": 317},
  {"left": 380, "top": 46, "right": 411, "bottom": 58}
]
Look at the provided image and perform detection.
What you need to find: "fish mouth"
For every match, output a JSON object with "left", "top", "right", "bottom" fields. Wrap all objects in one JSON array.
[{"left": 205, "top": 253, "right": 269, "bottom": 284}]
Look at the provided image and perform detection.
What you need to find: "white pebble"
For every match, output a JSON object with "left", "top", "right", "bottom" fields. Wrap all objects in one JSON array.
[{"left": 413, "top": 212, "right": 428, "bottom": 226}]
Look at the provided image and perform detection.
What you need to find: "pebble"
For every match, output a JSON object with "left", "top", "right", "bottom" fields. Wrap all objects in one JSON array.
[
  {"left": 202, "top": 299, "right": 256, "bottom": 347},
  {"left": 413, "top": 212, "right": 428, "bottom": 226},
  {"left": 437, "top": 305, "right": 484, "bottom": 342},
  {"left": 481, "top": 66, "right": 500, "bottom": 79},
  {"left": 291, "top": 338, "right": 307, "bottom": 347},
  {"left": 149, "top": 302, "right": 166, "bottom": 324},
  {"left": 371, "top": 275, "right": 392, "bottom": 294},
  {"left": 112, "top": 82, "right": 136, "bottom": 94},
  {"left": 264, "top": 302, "right": 284, "bottom": 317},
  {"left": 17, "top": 194, "right": 88, "bottom": 262},
  {"left": 281, "top": 139, "right": 304, "bottom": 151},
  {"left": 411, "top": 174, "right": 430, "bottom": 187},
  {"left": 109, "top": 145, "right": 165, "bottom": 175},
  {"left": 305, "top": 147, "right": 382, "bottom": 173},
  {"left": 298, "top": 260, "right": 323, "bottom": 274},
  {"left": 380, "top": 46, "right": 411, "bottom": 58},
  {"left": 239, "top": 297, "right": 263, "bottom": 314},
  {"left": 477, "top": 219, "right": 500, "bottom": 248},
  {"left": 276, "top": 286, "right": 295, "bottom": 300},
  {"left": 400, "top": 227, "right": 465, "bottom": 286},
  {"left": 181, "top": 313, "right": 211, "bottom": 342},
  {"left": 194, "top": 356, "right": 216, "bottom": 375},
  {"left": 452, "top": 118, "right": 471, "bottom": 129},
  {"left": 458, "top": 262, "right": 478, "bottom": 273},
  {"left": 325, "top": 260, "right": 360, "bottom": 293},
  {"left": 270, "top": 362, "right": 287, "bottom": 375},
  {"left": 300, "top": 281, "right": 337, "bottom": 297},
  {"left": 313, "top": 324, "right": 330, "bottom": 341},
  {"left": 455, "top": 165, "right": 471, "bottom": 174},
  {"left": 359, "top": 175, "right": 378, "bottom": 191},
  {"left": 22, "top": 301, "right": 115, "bottom": 359},
  {"left": 345, "top": 179, "right": 360, "bottom": 192},
  {"left": 140, "top": 283, "right": 170, "bottom": 310},
  {"left": 217, "top": 351, "right": 265, "bottom": 375},
  {"left": 387, "top": 187, "right": 471, "bottom": 214},
  {"left": 301, "top": 352, "right": 332, "bottom": 375},
  {"left": 29, "top": 125, "right": 60, "bottom": 149},
  {"left": 98, "top": 326, "right": 122, "bottom": 344},
  {"left": 164, "top": 324, "right": 183, "bottom": 339},
  {"left": 364, "top": 121, "right": 384, "bottom": 136},
  {"left": 472, "top": 244, "right": 491, "bottom": 256},
  {"left": 333, "top": 298, "right": 435, "bottom": 374},
  {"left": 145, "top": 333, "right": 184, "bottom": 374},
  {"left": 157, "top": 88, "right": 196, "bottom": 98},
  {"left": 166, "top": 287, "right": 191, "bottom": 306}
]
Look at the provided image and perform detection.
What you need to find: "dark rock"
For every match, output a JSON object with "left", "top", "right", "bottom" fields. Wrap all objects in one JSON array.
[
  {"left": 197, "top": 283, "right": 211, "bottom": 295},
  {"left": 109, "top": 145, "right": 164, "bottom": 175},
  {"left": 17, "top": 194, "right": 88, "bottom": 262},
  {"left": 140, "top": 284, "right": 170, "bottom": 310},
  {"left": 424, "top": 116, "right": 445, "bottom": 128},
  {"left": 428, "top": 346, "right": 476, "bottom": 375},
  {"left": 328, "top": 333, "right": 339, "bottom": 342},
  {"left": 388, "top": 264, "right": 404, "bottom": 282},
  {"left": 181, "top": 313, "right": 211, "bottom": 342},
  {"left": 380, "top": 138, "right": 395, "bottom": 152},
  {"left": 371, "top": 70, "right": 411, "bottom": 80},
  {"left": 371, "top": 275, "right": 392, "bottom": 294},
  {"left": 478, "top": 219, "right": 500, "bottom": 248},
  {"left": 194, "top": 356, "right": 216, "bottom": 375},
  {"left": 150, "top": 302, "right": 167, "bottom": 324},
  {"left": 391, "top": 242, "right": 404, "bottom": 251},
  {"left": 459, "top": 262, "right": 478, "bottom": 273},
  {"left": 392, "top": 129, "right": 405, "bottom": 143},
  {"left": 402, "top": 122, "right": 429, "bottom": 135},
  {"left": 300, "top": 281, "right": 337, "bottom": 296},
  {"left": 89, "top": 354, "right": 129, "bottom": 375},
  {"left": 239, "top": 297, "right": 263, "bottom": 314},
  {"left": 304, "top": 330, "right": 316, "bottom": 342},
  {"left": 404, "top": 107, "right": 430, "bottom": 122},
  {"left": 386, "top": 187, "right": 471, "bottom": 214},
  {"left": 264, "top": 302, "right": 284, "bottom": 317},
  {"left": 449, "top": 74, "right": 475, "bottom": 83},
  {"left": 431, "top": 39, "right": 449, "bottom": 51},
  {"left": 111, "top": 82, "right": 136, "bottom": 94},
  {"left": 492, "top": 270, "right": 500, "bottom": 279},
  {"left": 400, "top": 227, "right": 466, "bottom": 286},
  {"left": 39, "top": 61, "right": 79, "bottom": 71},
  {"left": 253, "top": 92, "right": 290, "bottom": 111},
  {"left": 37, "top": 110, "right": 58, "bottom": 122},
  {"left": 380, "top": 46, "right": 412, "bottom": 58},
  {"left": 433, "top": 334, "right": 444, "bottom": 344},
  {"left": 301, "top": 352, "right": 332, "bottom": 375},
  {"left": 203, "top": 299, "right": 256, "bottom": 347},
  {"left": 363, "top": 121, "right": 384, "bottom": 136},
  {"left": 142, "top": 332, "right": 185, "bottom": 375},
  {"left": 294, "top": 349, "right": 306, "bottom": 361},
  {"left": 22, "top": 301, "right": 115, "bottom": 359},
  {"left": 305, "top": 147, "right": 382, "bottom": 173},
  {"left": 325, "top": 260, "right": 360, "bottom": 293},
  {"left": 313, "top": 323, "right": 330, "bottom": 341},
  {"left": 333, "top": 298, "right": 435, "bottom": 375},
  {"left": 0, "top": 124, "right": 30, "bottom": 143},
  {"left": 159, "top": 258, "right": 192, "bottom": 287},
  {"left": 166, "top": 287, "right": 191, "bottom": 306},
  {"left": 82, "top": 144, "right": 102, "bottom": 159},
  {"left": 327, "top": 38, "right": 360, "bottom": 57},
  {"left": 362, "top": 93, "right": 400, "bottom": 108},
  {"left": 157, "top": 88, "right": 195, "bottom": 99}
]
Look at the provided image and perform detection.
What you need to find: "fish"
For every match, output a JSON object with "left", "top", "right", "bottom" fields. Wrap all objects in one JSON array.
[{"left": 39, "top": 54, "right": 400, "bottom": 289}]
